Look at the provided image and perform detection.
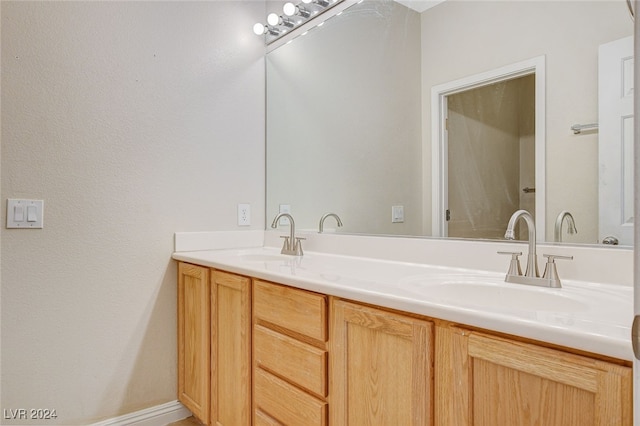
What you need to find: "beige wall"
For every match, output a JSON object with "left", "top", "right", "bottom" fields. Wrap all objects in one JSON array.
[
  {"left": 421, "top": 1, "right": 632, "bottom": 243},
  {"left": 1, "top": 2, "right": 265, "bottom": 424}
]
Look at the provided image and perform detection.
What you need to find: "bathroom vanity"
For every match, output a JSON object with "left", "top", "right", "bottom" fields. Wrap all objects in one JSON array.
[{"left": 173, "top": 236, "right": 632, "bottom": 426}]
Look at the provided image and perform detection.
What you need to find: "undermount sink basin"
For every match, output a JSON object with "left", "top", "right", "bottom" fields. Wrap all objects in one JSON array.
[
  {"left": 423, "top": 282, "right": 588, "bottom": 313},
  {"left": 396, "top": 274, "right": 591, "bottom": 313}
]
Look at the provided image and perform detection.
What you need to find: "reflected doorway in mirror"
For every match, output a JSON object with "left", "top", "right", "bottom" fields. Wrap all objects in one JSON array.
[{"left": 431, "top": 56, "right": 546, "bottom": 241}]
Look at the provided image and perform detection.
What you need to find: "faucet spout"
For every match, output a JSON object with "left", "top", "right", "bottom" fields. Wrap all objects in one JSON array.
[
  {"left": 504, "top": 210, "right": 539, "bottom": 277},
  {"left": 271, "top": 213, "right": 295, "bottom": 241},
  {"left": 554, "top": 211, "right": 577, "bottom": 242},
  {"left": 271, "top": 213, "right": 304, "bottom": 255},
  {"left": 319, "top": 213, "right": 343, "bottom": 233}
]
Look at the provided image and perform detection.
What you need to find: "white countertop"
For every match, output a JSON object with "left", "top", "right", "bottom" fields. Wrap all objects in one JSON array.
[{"left": 172, "top": 245, "right": 633, "bottom": 362}]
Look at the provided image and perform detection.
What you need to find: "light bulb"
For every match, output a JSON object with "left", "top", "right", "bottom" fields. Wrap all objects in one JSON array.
[
  {"left": 267, "top": 13, "right": 280, "bottom": 26},
  {"left": 283, "top": 2, "right": 310, "bottom": 18},
  {"left": 283, "top": 2, "right": 296, "bottom": 16},
  {"left": 253, "top": 23, "right": 266, "bottom": 35}
]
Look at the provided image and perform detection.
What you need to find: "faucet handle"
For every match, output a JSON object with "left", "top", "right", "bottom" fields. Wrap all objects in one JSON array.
[
  {"left": 543, "top": 254, "right": 573, "bottom": 262},
  {"left": 542, "top": 254, "right": 573, "bottom": 284},
  {"left": 498, "top": 251, "right": 523, "bottom": 276},
  {"left": 294, "top": 237, "right": 306, "bottom": 256},
  {"left": 279, "top": 236, "right": 291, "bottom": 252}
]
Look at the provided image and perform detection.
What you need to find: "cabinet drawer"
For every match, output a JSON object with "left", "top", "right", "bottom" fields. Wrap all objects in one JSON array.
[
  {"left": 255, "top": 410, "right": 280, "bottom": 426},
  {"left": 254, "top": 368, "right": 327, "bottom": 426},
  {"left": 254, "top": 324, "right": 327, "bottom": 397},
  {"left": 254, "top": 280, "right": 327, "bottom": 342}
]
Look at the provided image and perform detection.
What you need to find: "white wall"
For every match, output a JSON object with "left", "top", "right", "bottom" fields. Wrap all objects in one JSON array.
[{"left": 1, "top": 1, "right": 265, "bottom": 424}]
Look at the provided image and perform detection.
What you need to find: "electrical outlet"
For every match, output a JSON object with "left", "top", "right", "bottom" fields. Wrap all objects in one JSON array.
[{"left": 238, "top": 203, "right": 251, "bottom": 226}]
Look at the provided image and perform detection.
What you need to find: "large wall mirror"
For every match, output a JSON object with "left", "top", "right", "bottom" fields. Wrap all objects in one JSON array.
[{"left": 266, "top": 0, "right": 634, "bottom": 247}]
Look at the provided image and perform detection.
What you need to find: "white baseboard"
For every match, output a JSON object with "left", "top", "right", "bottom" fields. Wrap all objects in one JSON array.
[{"left": 90, "top": 400, "right": 192, "bottom": 426}]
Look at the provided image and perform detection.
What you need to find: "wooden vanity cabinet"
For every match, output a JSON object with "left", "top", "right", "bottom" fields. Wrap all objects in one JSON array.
[
  {"left": 177, "top": 263, "right": 211, "bottom": 424},
  {"left": 178, "top": 261, "right": 632, "bottom": 426},
  {"left": 435, "top": 324, "right": 633, "bottom": 426},
  {"left": 330, "top": 299, "right": 434, "bottom": 425},
  {"left": 177, "top": 263, "right": 252, "bottom": 426},
  {"left": 252, "top": 280, "right": 329, "bottom": 425}
]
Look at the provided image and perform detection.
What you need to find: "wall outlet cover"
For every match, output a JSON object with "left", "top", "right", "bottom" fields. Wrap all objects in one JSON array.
[
  {"left": 237, "top": 203, "right": 251, "bottom": 226},
  {"left": 278, "top": 204, "right": 291, "bottom": 225}
]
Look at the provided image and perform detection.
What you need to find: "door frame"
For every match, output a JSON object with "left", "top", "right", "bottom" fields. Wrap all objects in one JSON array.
[
  {"left": 632, "top": 0, "right": 639, "bottom": 420},
  {"left": 430, "top": 56, "right": 546, "bottom": 240}
]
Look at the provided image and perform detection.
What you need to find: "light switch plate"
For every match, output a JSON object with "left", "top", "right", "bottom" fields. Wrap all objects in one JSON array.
[
  {"left": 7, "top": 199, "right": 44, "bottom": 229},
  {"left": 392, "top": 205, "right": 404, "bottom": 223}
]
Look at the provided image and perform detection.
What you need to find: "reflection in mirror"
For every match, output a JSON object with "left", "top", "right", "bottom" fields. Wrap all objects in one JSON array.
[
  {"left": 266, "top": 0, "right": 634, "bottom": 246},
  {"left": 445, "top": 74, "right": 535, "bottom": 241}
]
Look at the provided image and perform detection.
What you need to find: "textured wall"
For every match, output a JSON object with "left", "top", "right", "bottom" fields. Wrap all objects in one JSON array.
[{"left": 1, "top": 1, "right": 265, "bottom": 424}]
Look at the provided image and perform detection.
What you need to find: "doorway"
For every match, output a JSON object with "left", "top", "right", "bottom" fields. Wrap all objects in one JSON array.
[
  {"left": 447, "top": 75, "right": 535, "bottom": 239},
  {"left": 431, "top": 56, "right": 546, "bottom": 240}
]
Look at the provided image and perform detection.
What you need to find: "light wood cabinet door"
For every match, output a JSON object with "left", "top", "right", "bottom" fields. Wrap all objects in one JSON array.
[
  {"left": 178, "top": 262, "right": 210, "bottom": 424},
  {"left": 211, "top": 270, "right": 252, "bottom": 426},
  {"left": 330, "top": 299, "right": 433, "bottom": 425},
  {"left": 435, "top": 324, "right": 632, "bottom": 426}
]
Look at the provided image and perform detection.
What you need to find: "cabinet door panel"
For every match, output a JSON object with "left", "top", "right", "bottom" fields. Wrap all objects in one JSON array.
[
  {"left": 435, "top": 325, "right": 632, "bottom": 426},
  {"left": 330, "top": 299, "right": 433, "bottom": 425},
  {"left": 212, "top": 270, "right": 251, "bottom": 426},
  {"left": 178, "top": 263, "right": 210, "bottom": 424},
  {"left": 473, "top": 357, "right": 595, "bottom": 425}
]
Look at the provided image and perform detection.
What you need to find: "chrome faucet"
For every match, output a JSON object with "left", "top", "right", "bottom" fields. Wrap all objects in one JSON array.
[
  {"left": 500, "top": 209, "right": 573, "bottom": 288},
  {"left": 554, "top": 211, "right": 577, "bottom": 242},
  {"left": 319, "top": 213, "right": 343, "bottom": 233},
  {"left": 271, "top": 213, "right": 304, "bottom": 256},
  {"left": 504, "top": 209, "right": 539, "bottom": 277}
]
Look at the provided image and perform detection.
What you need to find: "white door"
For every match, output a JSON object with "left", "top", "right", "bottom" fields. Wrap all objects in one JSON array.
[{"left": 599, "top": 36, "right": 634, "bottom": 246}]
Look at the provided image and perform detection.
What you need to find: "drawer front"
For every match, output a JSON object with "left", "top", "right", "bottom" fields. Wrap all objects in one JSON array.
[
  {"left": 254, "top": 280, "right": 327, "bottom": 342},
  {"left": 254, "top": 368, "right": 327, "bottom": 426},
  {"left": 254, "top": 410, "right": 281, "bottom": 426},
  {"left": 254, "top": 324, "right": 327, "bottom": 397}
]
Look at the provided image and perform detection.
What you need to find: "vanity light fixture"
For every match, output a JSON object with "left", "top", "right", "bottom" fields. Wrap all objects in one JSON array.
[
  {"left": 254, "top": 0, "right": 343, "bottom": 44},
  {"left": 283, "top": 2, "right": 311, "bottom": 19},
  {"left": 253, "top": 23, "right": 282, "bottom": 36},
  {"left": 302, "top": 0, "right": 330, "bottom": 7},
  {"left": 267, "top": 13, "right": 295, "bottom": 28}
]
